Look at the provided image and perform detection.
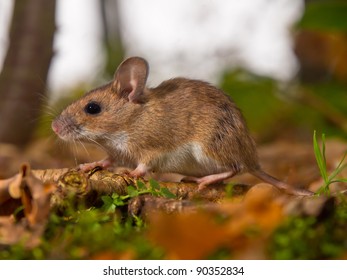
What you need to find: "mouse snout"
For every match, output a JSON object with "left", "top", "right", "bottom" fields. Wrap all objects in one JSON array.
[
  {"left": 51, "top": 115, "right": 81, "bottom": 141},
  {"left": 51, "top": 118, "right": 62, "bottom": 135}
]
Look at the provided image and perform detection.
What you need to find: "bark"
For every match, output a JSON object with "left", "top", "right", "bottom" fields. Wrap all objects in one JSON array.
[
  {"left": 0, "top": 0, "right": 56, "bottom": 146},
  {"left": 100, "top": 0, "right": 125, "bottom": 76},
  {"left": 0, "top": 166, "right": 250, "bottom": 211}
]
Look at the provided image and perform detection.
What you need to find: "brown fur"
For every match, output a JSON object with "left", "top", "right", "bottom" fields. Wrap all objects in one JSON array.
[{"left": 52, "top": 57, "right": 312, "bottom": 196}]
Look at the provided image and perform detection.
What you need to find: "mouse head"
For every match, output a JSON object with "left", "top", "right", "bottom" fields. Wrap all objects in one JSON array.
[{"left": 52, "top": 57, "right": 149, "bottom": 142}]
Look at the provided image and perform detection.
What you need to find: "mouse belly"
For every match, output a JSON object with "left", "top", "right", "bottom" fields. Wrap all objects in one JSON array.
[{"left": 150, "top": 142, "right": 228, "bottom": 177}]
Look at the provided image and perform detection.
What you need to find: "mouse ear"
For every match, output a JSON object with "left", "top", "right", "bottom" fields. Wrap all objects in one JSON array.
[{"left": 113, "top": 57, "right": 149, "bottom": 103}]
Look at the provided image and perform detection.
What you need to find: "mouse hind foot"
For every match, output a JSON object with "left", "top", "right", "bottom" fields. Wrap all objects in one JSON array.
[{"left": 182, "top": 170, "right": 238, "bottom": 190}]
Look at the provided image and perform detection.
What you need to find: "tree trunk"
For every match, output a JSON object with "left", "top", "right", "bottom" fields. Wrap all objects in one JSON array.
[
  {"left": 100, "top": 0, "right": 125, "bottom": 77},
  {"left": 0, "top": 0, "right": 56, "bottom": 147}
]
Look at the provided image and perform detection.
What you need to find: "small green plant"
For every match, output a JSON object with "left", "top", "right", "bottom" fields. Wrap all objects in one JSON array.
[
  {"left": 225, "top": 183, "right": 235, "bottom": 198},
  {"left": 313, "top": 130, "right": 347, "bottom": 195},
  {"left": 101, "top": 179, "right": 176, "bottom": 213}
]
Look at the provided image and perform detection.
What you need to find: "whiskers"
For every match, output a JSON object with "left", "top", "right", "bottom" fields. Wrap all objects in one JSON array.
[
  {"left": 51, "top": 135, "right": 89, "bottom": 167},
  {"left": 42, "top": 102, "right": 60, "bottom": 120},
  {"left": 76, "top": 138, "right": 91, "bottom": 162},
  {"left": 27, "top": 95, "right": 61, "bottom": 138},
  {"left": 56, "top": 131, "right": 109, "bottom": 167},
  {"left": 49, "top": 134, "right": 75, "bottom": 165},
  {"left": 71, "top": 138, "right": 80, "bottom": 166}
]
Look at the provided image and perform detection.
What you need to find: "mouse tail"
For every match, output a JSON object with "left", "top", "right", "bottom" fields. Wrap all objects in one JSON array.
[{"left": 250, "top": 169, "right": 314, "bottom": 196}]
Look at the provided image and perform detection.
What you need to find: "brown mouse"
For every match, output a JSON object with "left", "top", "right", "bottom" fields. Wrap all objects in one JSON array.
[{"left": 52, "top": 56, "right": 312, "bottom": 196}]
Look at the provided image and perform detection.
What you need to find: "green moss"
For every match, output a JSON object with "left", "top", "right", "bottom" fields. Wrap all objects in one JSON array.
[{"left": 269, "top": 200, "right": 347, "bottom": 259}]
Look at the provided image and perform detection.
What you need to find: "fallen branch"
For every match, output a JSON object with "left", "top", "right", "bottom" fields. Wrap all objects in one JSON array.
[{"left": 1, "top": 164, "right": 251, "bottom": 211}]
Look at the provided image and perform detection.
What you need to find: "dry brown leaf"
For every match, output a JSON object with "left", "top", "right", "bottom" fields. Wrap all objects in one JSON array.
[
  {"left": 20, "top": 165, "right": 55, "bottom": 226},
  {"left": 0, "top": 177, "right": 14, "bottom": 205},
  {"left": 32, "top": 168, "right": 70, "bottom": 184},
  {"left": 147, "top": 184, "right": 284, "bottom": 260},
  {"left": 243, "top": 184, "right": 284, "bottom": 231},
  {"left": 219, "top": 184, "right": 284, "bottom": 259},
  {"left": 148, "top": 211, "right": 230, "bottom": 259},
  {"left": 0, "top": 163, "right": 54, "bottom": 248}
]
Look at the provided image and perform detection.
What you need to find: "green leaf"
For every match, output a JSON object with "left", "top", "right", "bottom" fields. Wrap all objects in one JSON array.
[
  {"left": 101, "top": 195, "right": 116, "bottom": 212},
  {"left": 313, "top": 131, "right": 328, "bottom": 183},
  {"left": 149, "top": 178, "right": 161, "bottom": 191},
  {"left": 314, "top": 130, "right": 347, "bottom": 195},
  {"left": 132, "top": 215, "right": 145, "bottom": 228},
  {"left": 113, "top": 199, "right": 126, "bottom": 207},
  {"left": 335, "top": 152, "right": 347, "bottom": 171},
  {"left": 136, "top": 180, "right": 147, "bottom": 190},
  {"left": 297, "top": 1, "right": 347, "bottom": 31},
  {"left": 225, "top": 184, "right": 235, "bottom": 198},
  {"left": 330, "top": 179, "right": 347, "bottom": 184},
  {"left": 127, "top": 185, "right": 139, "bottom": 197},
  {"left": 321, "top": 133, "right": 327, "bottom": 179},
  {"left": 326, "top": 151, "right": 347, "bottom": 184},
  {"left": 160, "top": 187, "right": 176, "bottom": 199},
  {"left": 13, "top": 205, "right": 25, "bottom": 217},
  {"left": 101, "top": 195, "right": 113, "bottom": 207},
  {"left": 111, "top": 193, "right": 127, "bottom": 207}
]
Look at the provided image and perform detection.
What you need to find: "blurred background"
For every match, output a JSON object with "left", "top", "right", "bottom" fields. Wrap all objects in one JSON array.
[{"left": 0, "top": 0, "right": 346, "bottom": 177}]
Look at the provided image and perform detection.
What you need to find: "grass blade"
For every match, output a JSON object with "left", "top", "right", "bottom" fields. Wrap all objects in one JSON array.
[
  {"left": 313, "top": 131, "right": 328, "bottom": 183},
  {"left": 314, "top": 130, "right": 347, "bottom": 195}
]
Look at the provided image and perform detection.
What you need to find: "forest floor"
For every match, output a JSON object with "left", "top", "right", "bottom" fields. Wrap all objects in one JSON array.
[{"left": 0, "top": 137, "right": 346, "bottom": 260}]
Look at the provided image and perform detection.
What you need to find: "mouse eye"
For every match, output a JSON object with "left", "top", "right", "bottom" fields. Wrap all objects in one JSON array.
[{"left": 84, "top": 102, "right": 101, "bottom": 115}]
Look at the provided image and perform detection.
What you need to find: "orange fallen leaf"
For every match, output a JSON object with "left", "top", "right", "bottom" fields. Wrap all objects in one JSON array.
[
  {"left": 148, "top": 184, "right": 284, "bottom": 260},
  {"left": 148, "top": 211, "right": 230, "bottom": 259}
]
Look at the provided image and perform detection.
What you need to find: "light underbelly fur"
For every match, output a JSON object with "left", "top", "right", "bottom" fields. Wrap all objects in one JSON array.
[
  {"left": 109, "top": 133, "right": 225, "bottom": 176},
  {"left": 151, "top": 142, "right": 225, "bottom": 176}
]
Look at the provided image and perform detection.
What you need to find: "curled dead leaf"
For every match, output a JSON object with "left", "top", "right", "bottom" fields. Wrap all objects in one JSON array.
[
  {"left": 19, "top": 164, "right": 55, "bottom": 226},
  {"left": 32, "top": 168, "right": 70, "bottom": 184},
  {"left": 8, "top": 173, "right": 22, "bottom": 199},
  {"left": 0, "top": 163, "right": 54, "bottom": 248}
]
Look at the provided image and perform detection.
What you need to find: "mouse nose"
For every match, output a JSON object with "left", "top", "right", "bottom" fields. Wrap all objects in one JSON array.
[{"left": 51, "top": 119, "right": 61, "bottom": 135}]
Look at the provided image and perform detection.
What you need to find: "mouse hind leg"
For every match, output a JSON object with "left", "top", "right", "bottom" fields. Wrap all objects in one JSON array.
[{"left": 182, "top": 169, "right": 239, "bottom": 190}]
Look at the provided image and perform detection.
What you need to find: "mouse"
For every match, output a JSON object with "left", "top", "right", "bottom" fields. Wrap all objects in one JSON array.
[{"left": 51, "top": 56, "right": 313, "bottom": 196}]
